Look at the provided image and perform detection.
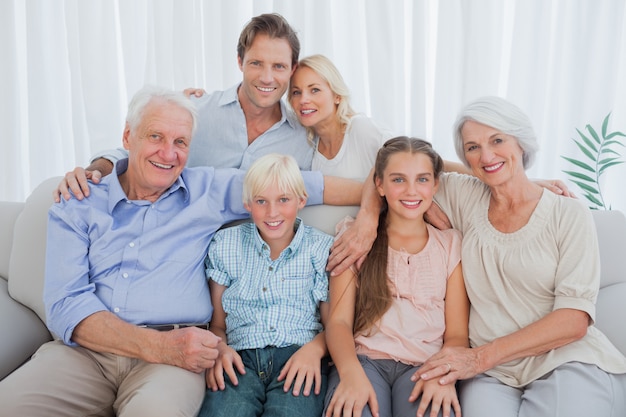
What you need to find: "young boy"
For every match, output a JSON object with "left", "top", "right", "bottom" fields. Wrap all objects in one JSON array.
[{"left": 198, "top": 154, "right": 333, "bottom": 417}]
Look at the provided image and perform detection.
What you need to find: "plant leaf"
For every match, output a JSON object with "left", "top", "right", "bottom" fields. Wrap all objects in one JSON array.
[
  {"left": 598, "top": 157, "right": 621, "bottom": 165},
  {"left": 573, "top": 139, "right": 597, "bottom": 161},
  {"left": 561, "top": 156, "right": 595, "bottom": 173},
  {"left": 601, "top": 112, "right": 611, "bottom": 138},
  {"left": 605, "top": 131, "right": 626, "bottom": 139},
  {"left": 562, "top": 170, "right": 595, "bottom": 182},
  {"left": 583, "top": 192, "right": 604, "bottom": 207},
  {"left": 586, "top": 124, "right": 601, "bottom": 145},
  {"left": 576, "top": 128, "right": 599, "bottom": 151},
  {"left": 599, "top": 160, "right": 624, "bottom": 175},
  {"left": 603, "top": 139, "right": 626, "bottom": 147},
  {"left": 600, "top": 148, "right": 621, "bottom": 156},
  {"left": 571, "top": 180, "right": 599, "bottom": 194}
]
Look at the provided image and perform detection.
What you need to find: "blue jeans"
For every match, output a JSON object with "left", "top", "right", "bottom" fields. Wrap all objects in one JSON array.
[{"left": 198, "top": 345, "right": 329, "bottom": 417}]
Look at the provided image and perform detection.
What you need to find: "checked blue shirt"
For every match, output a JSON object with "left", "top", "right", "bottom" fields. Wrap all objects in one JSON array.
[{"left": 206, "top": 218, "right": 333, "bottom": 351}]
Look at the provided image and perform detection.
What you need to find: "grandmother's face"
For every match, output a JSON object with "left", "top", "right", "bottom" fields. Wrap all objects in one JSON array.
[{"left": 461, "top": 120, "right": 525, "bottom": 187}]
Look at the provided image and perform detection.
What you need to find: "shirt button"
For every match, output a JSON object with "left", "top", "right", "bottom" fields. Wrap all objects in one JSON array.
[
  {"left": 113, "top": 307, "right": 120, "bottom": 313},
  {"left": 262, "top": 287, "right": 267, "bottom": 292},
  {"left": 122, "top": 273, "right": 129, "bottom": 279},
  {"left": 129, "top": 242, "right": 135, "bottom": 248},
  {"left": 268, "top": 266, "right": 273, "bottom": 271}
]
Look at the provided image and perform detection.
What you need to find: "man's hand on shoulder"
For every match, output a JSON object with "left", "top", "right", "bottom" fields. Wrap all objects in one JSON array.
[
  {"left": 53, "top": 158, "right": 113, "bottom": 203},
  {"left": 183, "top": 88, "right": 206, "bottom": 98},
  {"left": 53, "top": 167, "right": 101, "bottom": 203}
]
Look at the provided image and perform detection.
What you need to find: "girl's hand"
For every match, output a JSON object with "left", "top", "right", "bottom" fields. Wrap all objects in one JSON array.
[
  {"left": 410, "top": 378, "right": 460, "bottom": 417},
  {"left": 325, "top": 370, "right": 379, "bottom": 417},
  {"left": 206, "top": 343, "right": 245, "bottom": 391},
  {"left": 277, "top": 343, "right": 323, "bottom": 396}
]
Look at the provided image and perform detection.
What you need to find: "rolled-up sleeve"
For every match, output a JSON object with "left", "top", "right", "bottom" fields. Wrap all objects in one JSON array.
[{"left": 44, "top": 204, "right": 108, "bottom": 345}]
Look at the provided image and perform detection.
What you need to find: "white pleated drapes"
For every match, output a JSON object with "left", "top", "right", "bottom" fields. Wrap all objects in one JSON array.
[{"left": 2, "top": 0, "right": 626, "bottom": 211}]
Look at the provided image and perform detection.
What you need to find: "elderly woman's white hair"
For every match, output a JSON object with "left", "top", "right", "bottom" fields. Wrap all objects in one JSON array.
[
  {"left": 453, "top": 96, "right": 539, "bottom": 170},
  {"left": 126, "top": 85, "right": 198, "bottom": 136}
]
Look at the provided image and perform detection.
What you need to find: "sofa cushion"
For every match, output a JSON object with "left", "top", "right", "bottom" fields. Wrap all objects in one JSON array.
[
  {"left": 8, "top": 177, "right": 61, "bottom": 323},
  {"left": 592, "top": 210, "right": 626, "bottom": 356},
  {"left": 0, "top": 201, "right": 24, "bottom": 281}
]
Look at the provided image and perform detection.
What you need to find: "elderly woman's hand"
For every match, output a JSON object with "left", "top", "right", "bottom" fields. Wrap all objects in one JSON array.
[
  {"left": 534, "top": 179, "right": 576, "bottom": 198},
  {"left": 412, "top": 346, "right": 484, "bottom": 386}
]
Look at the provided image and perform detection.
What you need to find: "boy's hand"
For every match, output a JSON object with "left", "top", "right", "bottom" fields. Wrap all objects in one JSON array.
[
  {"left": 409, "top": 378, "right": 460, "bottom": 417},
  {"left": 206, "top": 343, "right": 245, "bottom": 391},
  {"left": 277, "top": 343, "right": 323, "bottom": 396}
]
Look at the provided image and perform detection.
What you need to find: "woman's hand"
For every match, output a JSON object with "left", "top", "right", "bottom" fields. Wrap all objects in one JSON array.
[
  {"left": 409, "top": 378, "right": 461, "bottom": 417},
  {"left": 277, "top": 343, "right": 324, "bottom": 396},
  {"left": 412, "top": 346, "right": 482, "bottom": 386},
  {"left": 205, "top": 343, "right": 245, "bottom": 391},
  {"left": 325, "top": 369, "right": 379, "bottom": 417}
]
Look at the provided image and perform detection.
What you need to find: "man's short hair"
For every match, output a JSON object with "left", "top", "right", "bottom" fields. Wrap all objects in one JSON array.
[
  {"left": 243, "top": 153, "right": 307, "bottom": 203},
  {"left": 237, "top": 13, "right": 300, "bottom": 68}
]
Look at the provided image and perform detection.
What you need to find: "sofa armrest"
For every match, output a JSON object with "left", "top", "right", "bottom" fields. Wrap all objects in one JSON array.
[{"left": 0, "top": 279, "right": 52, "bottom": 381}]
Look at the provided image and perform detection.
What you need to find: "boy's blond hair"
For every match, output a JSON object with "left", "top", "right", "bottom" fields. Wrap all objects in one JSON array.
[{"left": 243, "top": 154, "right": 308, "bottom": 203}]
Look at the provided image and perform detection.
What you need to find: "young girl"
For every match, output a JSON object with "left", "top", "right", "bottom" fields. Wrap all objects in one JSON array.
[{"left": 324, "top": 137, "right": 470, "bottom": 417}]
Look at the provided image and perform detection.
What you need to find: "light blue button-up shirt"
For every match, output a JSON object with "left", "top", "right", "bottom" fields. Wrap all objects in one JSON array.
[
  {"left": 207, "top": 219, "right": 333, "bottom": 351},
  {"left": 92, "top": 83, "right": 314, "bottom": 170},
  {"left": 44, "top": 159, "right": 324, "bottom": 346}
]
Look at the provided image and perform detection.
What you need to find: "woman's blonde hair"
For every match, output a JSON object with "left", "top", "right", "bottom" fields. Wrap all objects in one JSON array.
[
  {"left": 242, "top": 153, "right": 307, "bottom": 203},
  {"left": 290, "top": 54, "right": 355, "bottom": 143}
]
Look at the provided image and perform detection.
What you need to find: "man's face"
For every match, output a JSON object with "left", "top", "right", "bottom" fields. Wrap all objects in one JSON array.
[
  {"left": 122, "top": 100, "right": 192, "bottom": 201},
  {"left": 238, "top": 33, "right": 294, "bottom": 110}
]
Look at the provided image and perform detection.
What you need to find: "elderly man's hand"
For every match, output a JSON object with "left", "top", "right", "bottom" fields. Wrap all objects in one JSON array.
[{"left": 160, "top": 327, "right": 222, "bottom": 373}]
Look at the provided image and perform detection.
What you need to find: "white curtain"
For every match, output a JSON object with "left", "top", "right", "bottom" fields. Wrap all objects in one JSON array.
[{"left": 3, "top": 0, "right": 626, "bottom": 211}]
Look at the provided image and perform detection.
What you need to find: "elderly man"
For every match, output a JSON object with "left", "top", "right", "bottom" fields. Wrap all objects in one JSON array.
[{"left": 0, "top": 85, "right": 360, "bottom": 416}]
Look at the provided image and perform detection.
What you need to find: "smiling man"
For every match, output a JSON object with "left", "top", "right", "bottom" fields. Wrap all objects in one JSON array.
[
  {"left": 0, "top": 85, "right": 362, "bottom": 416},
  {"left": 55, "top": 13, "right": 310, "bottom": 203}
]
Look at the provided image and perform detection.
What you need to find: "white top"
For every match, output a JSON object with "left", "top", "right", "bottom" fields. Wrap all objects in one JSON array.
[
  {"left": 435, "top": 173, "right": 626, "bottom": 387},
  {"left": 312, "top": 114, "right": 393, "bottom": 180}
]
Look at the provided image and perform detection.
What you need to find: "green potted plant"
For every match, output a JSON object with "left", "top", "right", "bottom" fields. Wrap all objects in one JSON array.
[{"left": 561, "top": 112, "right": 625, "bottom": 210}]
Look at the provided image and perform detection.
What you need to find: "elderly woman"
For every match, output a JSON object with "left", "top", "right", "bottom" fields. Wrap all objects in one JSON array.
[{"left": 415, "top": 96, "right": 626, "bottom": 416}]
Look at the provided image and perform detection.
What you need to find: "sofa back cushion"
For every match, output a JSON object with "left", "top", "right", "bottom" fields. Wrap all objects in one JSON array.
[
  {"left": 0, "top": 202, "right": 24, "bottom": 281},
  {"left": 592, "top": 210, "right": 626, "bottom": 355},
  {"left": 8, "top": 177, "right": 61, "bottom": 323}
]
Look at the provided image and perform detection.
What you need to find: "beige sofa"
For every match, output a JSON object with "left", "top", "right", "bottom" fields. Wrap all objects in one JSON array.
[{"left": 1, "top": 176, "right": 626, "bottom": 381}]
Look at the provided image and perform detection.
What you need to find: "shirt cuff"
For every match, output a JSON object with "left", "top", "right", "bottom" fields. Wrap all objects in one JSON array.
[{"left": 302, "top": 170, "right": 324, "bottom": 206}]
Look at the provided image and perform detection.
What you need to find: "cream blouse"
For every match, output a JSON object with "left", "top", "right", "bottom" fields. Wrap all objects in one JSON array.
[{"left": 435, "top": 173, "right": 626, "bottom": 387}]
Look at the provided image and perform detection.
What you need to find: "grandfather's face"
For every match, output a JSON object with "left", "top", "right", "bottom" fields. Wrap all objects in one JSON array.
[{"left": 122, "top": 100, "right": 193, "bottom": 202}]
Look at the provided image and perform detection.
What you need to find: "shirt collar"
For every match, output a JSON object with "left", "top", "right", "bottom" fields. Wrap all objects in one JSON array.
[
  {"left": 107, "top": 158, "right": 189, "bottom": 213},
  {"left": 223, "top": 83, "right": 300, "bottom": 131}
]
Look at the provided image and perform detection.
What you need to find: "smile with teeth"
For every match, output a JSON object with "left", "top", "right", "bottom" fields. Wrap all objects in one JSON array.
[
  {"left": 484, "top": 162, "right": 504, "bottom": 172},
  {"left": 265, "top": 220, "right": 283, "bottom": 227},
  {"left": 401, "top": 200, "right": 421, "bottom": 207},
  {"left": 150, "top": 161, "right": 173, "bottom": 169},
  {"left": 301, "top": 109, "right": 315, "bottom": 115},
  {"left": 257, "top": 86, "right": 275, "bottom": 92}
]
